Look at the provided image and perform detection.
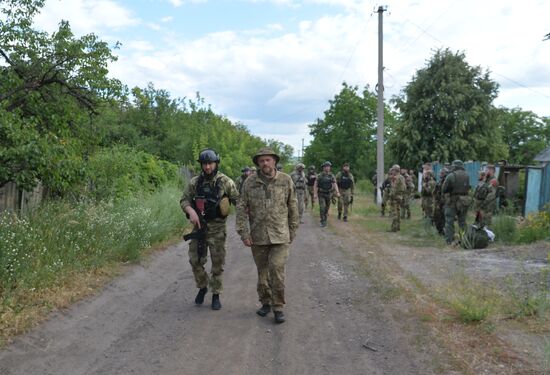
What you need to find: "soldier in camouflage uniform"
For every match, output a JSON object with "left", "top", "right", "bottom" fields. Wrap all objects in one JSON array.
[
  {"left": 380, "top": 172, "right": 391, "bottom": 216},
  {"left": 442, "top": 160, "right": 472, "bottom": 244},
  {"left": 235, "top": 166, "right": 251, "bottom": 194},
  {"left": 336, "top": 162, "right": 355, "bottom": 222},
  {"left": 421, "top": 170, "right": 436, "bottom": 220},
  {"left": 306, "top": 165, "right": 317, "bottom": 209},
  {"left": 313, "top": 161, "right": 340, "bottom": 227},
  {"left": 474, "top": 168, "right": 497, "bottom": 227},
  {"left": 180, "top": 149, "right": 239, "bottom": 310},
  {"left": 400, "top": 168, "right": 414, "bottom": 219},
  {"left": 388, "top": 164, "right": 406, "bottom": 232},
  {"left": 290, "top": 163, "right": 307, "bottom": 223},
  {"left": 432, "top": 168, "right": 449, "bottom": 235},
  {"left": 236, "top": 147, "right": 299, "bottom": 324}
]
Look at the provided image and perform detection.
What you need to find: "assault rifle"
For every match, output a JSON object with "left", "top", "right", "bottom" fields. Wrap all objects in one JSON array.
[{"left": 183, "top": 197, "right": 208, "bottom": 261}]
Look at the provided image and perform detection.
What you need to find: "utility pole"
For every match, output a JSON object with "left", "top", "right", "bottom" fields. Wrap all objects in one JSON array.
[{"left": 376, "top": 5, "right": 387, "bottom": 205}]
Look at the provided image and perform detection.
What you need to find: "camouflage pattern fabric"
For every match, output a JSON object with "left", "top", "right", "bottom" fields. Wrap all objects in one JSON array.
[
  {"left": 389, "top": 174, "right": 406, "bottom": 231},
  {"left": 336, "top": 171, "right": 355, "bottom": 219},
  {"left": 251, "top": 243, "right": 289, "bottom": 312},
  {"left": 290, "top": 169, "right": 307, "bottom": 221},
  {"left": 421, "top": 176, "right": 436, "bottom": 219}
]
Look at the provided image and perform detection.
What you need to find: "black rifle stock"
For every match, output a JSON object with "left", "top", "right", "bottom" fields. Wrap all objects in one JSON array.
[{"left": 183, "top": 215, "right": 208, "bottom": 261}]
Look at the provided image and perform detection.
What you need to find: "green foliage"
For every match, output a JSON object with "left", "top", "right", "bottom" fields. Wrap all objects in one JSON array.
[
  {"left": 491, "top": 215, "right": 518, "bottom": 244},
  {"left": 495, "top": 107, "right": 550, "bottom": 165},
  {"left": 86, "top": 145, "right": 180, "bottom": 201},
  {"left": 516, "top": 207, "right": 550, "bottom": 243},
  {"left": 390, "top": 48, "right": 508, "bottom": 168},
  {"left": 0, "top": 185, "right": 185, "bottom": 295},
  {"left": 304, "top": 82, "right": 397, "bottom": 179}
]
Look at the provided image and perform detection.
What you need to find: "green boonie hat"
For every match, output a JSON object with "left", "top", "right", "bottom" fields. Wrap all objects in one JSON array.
[{"left": 252, "top": 147, "right": 280, "bottom": 166}]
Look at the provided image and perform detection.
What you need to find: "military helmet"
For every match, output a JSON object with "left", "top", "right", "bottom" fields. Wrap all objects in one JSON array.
[
  {"left": 197, "top": 148, "right": 220, "bottom": 163},
  {"left": 252, "top": 147, "right": 280, "bottom": 166},
  {"left": 309, "top": 165, "right": 315, "bottom": 170},
  {"left": 241, "top": 166, "right": 251, "bottom": 173},
  {"left": 452, "top": 159, "right": 464, "bottom": 168},
  {"left": 440, "top": 167, "right": 449, "bottom": 176},
  {"left": 322, "top": 161, "right": 332, "bottom": 167},
  {"left": 296, "top": 163, "right": 305, "bottom": 169},
  {"left": 391, "top": 164, "right": 400, "bottom": 170}
]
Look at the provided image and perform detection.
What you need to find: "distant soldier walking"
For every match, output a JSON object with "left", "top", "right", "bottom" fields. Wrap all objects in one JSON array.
[
  {"left": 180, "top": 149, "right": 239, "bottom": 310},
  {"left": 306, "top": 165, "right": 317, "bottom": 208},
  {"left": 388, "top": 165, "right": 406, "bottom": 232},
  {"left": 421, "top": 170, "right": 436, "bottom": 220},
  {"left": 336, "top": 162, "right": 355, "bottom": 222},
  {"left": 474, "top": 167, "right": 497, "bottom": 227},
  {"left": 432, "top": 168, "right": 449, "bottom": 235},
  {"left": 235, "top": 166, "right": 251, "bottom": 194},
  {"left": 380, "top": 172, "right": 391, "bottom": 216},
  {"left": 442, "top": 160, "right": 472, "bottom": 244},
  {"left": 290, "top": 163, "right": 307, "bottom": 223},
  {"left": 236, "top": 147, "right": 299, "bottom": 324},
  {"left": 313, "top": 161, "right": 340, "bottom": 227}
]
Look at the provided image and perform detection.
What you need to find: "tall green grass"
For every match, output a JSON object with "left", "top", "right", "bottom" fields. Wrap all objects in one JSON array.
[{"left": 0, "top": 184, "right": 185, "bottom": 295}]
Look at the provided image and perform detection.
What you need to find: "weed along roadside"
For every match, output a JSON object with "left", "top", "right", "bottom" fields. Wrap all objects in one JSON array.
[
  {"left": 0, "top": 185, "right": 187, "bottom": 348},
  {"left": 338, "top": 190, "right": 550, "bottom": 374}
]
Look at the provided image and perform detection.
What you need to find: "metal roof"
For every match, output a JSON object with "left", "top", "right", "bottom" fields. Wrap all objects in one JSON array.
[{"left": 534, "top": 146, "right": 550, "bottom": 162}]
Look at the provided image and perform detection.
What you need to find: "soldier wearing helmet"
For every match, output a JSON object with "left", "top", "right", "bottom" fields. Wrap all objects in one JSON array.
[
  {"left": 387, "top": 164, "right": 407, "bottom": 232},
  {"left": 442, "top": 160, "right": 472, "bottom": 244},
  {"left": 236, "top": 147, "right": 299, "bottom": 324},
  {"left": 432, "top": 167, "right": 449, "bottom": 235},
  {"left": 313, "top": 161, "right": 340, "bottom": 227},
  {"left": 335, "top": 162, "right": 355, "bottom": 222},
  {"left": 421, "top": 169, "right": 436, "bottom": 221},
  {"left": 290, "top": 163, "right": 307, "bottom": 223},
  {"left": 306, "top": 165, "right": 317, "bottom": 208},
  {"left": 236, "top": 166, "right": 252, "bottom": 194},
  {"left": 180, "top": 148, "right": 239, "bottom": 310}
]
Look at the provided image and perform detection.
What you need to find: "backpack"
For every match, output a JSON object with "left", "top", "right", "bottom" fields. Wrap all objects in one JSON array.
[{"left": 460, "top": 225, "right": 489, "bottom": 249}]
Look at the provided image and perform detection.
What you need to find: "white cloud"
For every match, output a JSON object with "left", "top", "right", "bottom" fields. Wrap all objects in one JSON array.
[{"left": 35, "top": 0, "right": 139, "bottom": 34}]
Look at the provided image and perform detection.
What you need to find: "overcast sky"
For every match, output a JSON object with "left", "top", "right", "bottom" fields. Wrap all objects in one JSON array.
[{"left": 35, "top": 0, "right": 550, "bottom": 155}]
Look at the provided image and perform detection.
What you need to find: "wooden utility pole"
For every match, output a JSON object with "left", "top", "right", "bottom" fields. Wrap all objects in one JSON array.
[{"left": 376, "top": 5, "right": 387, "bottom": 205}]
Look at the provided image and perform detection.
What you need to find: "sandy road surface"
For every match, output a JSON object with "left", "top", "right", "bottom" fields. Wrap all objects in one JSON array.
[{"left": 0, "top": 212, "right": 456, "bottom": 375}]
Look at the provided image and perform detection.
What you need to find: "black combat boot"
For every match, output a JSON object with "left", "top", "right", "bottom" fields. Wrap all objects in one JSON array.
[
  {"left": 256, "top": 304, "right": 271, "bottom": 317},
  {"left": 337, "top": 212, "right": 341, "bottom": 220},
  {"left": 211, "top": 294, "right": 222, "bottom": 310},
  {"left": 343, "top": 216, "right": 347, "bottom": 222},
  {"left": 274, "top": 311, "right": 286, "bottom": 324},
  {"left": 195, "top": 287, "right": 207, "bottom": 305}
]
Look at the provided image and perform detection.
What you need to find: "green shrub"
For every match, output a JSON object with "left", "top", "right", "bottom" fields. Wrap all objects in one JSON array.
[
  {"left": 0, "top": 184, "right": 185, "bottom": 295},
  {"left": 491, "top": 215, "right": 518, "bottom": 244},
  {"left": 86, "top": 145, "right": 180, "bottom": 200},
  {"left": 517, "top": 207, "right": 550, "bottom": 244},
  {"left": 448, "top": 293, "right": 491, "bottom": 323}
]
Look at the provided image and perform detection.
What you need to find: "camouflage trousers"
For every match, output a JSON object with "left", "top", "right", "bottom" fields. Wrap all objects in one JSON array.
[
  {"left": 188, "top": 226, "right": 226, "bottom": 294},
  {"left": 421, "top": 196, "right": 433, "bottom": 219},
  {"left": 318, "top": 192, "right": 331, "bottom": 224},
  {"left": 389, "top": 196, "right": 403, "bottom": 231},
  {"left": 307, "top": 186, "right": 315, "bottom": 208},
  {"left": 475, "top": 200, "right": 495, "bottom": 227},
  {"left": 296, "top": 188, "right": 306, "bottom": 221},
  {"left": 433, "top": 203, "right": 445, "bottom": 235},
  {"left": 251, "top": 243, "right": 289, "bottom": 312},
  {"left": 444, "top": 204, "right": 468, "bottom": 244},
  {"left": 401, "top": 194, "right": 411, "bottom": 219},
  {"left": 337, "top": 189, "right": 352, "bottom": 218},
  {"left": 381, "top": 191, "right": 389, "bottom": 216}
]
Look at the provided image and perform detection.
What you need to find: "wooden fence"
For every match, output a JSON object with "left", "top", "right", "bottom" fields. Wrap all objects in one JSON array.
[{"left": 0, "top": 182, "right": 44, "bottom": 214}]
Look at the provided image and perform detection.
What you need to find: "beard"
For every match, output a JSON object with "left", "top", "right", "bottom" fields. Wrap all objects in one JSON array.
[{"left": 261, "top": 165, "right": 274, "bottom": 176}]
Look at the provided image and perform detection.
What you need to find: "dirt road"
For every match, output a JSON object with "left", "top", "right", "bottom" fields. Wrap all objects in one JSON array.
[{"left": 0, "top": 211, "right": 459, "bottom": 375}]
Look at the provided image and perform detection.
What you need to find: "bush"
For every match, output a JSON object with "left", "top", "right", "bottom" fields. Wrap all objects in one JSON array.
[
  {"left": 491, "top": 215, "right": 518, "bottom": 244},
  {"left": 86, "top": 145, "right": 180, "bottom": 200},
  {"left": 517, "top": 207, "right": 550, "bottom": 244}
]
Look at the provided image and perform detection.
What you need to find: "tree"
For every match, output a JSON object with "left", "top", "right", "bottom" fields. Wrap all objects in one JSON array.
[
  {"left": 304, "top": 82, "right": 395, "bottom": 178},
  {"left": 495, "top": 107, "right": 550, "bottom": 165},
  {"left": 0, "top": 0, "right": 121, "bottom": 192},
  {"left": 390, "top": 48, "right": 508, "bottom": 168}
]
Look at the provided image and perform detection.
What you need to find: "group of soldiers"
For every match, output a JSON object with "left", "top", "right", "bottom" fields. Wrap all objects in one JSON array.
[{"left": 378, "top": 160, "right": 499, "bottom": 245}]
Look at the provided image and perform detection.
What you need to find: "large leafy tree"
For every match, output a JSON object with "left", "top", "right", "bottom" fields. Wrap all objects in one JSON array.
[
  {"left": 0, "top": 0, "right": 121, "bottom": 191},
  {"left": 495, "top": 107, "right": 550, "bottom": 165},
  {"left": 390, "top": 48, "right": 508, "bottom": 168},
  {"left": 304, "top": 82, "right": 395, "bottom": 178}
]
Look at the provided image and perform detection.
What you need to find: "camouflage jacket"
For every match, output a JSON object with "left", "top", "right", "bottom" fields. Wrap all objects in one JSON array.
[
  {"left": 421, "top": 176, "right": 436, "bottom": 197},
  {"left": 335, "top": 171, "right": 355, "bottom": 193},
  {"left": 235, "top": 175, "right": 247, "bottom": 194},
  {"left": 180, "top": 171, "right": 239, "bottom": 230},
  {"left": 236, "top": 171, "right": 299, "bottom": 245},
  {"left": 389, "top": 174, "right": 406, "bottom": 200},
  {"left": 290, "top": 170, "right": 307, "bottom": 190}
]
